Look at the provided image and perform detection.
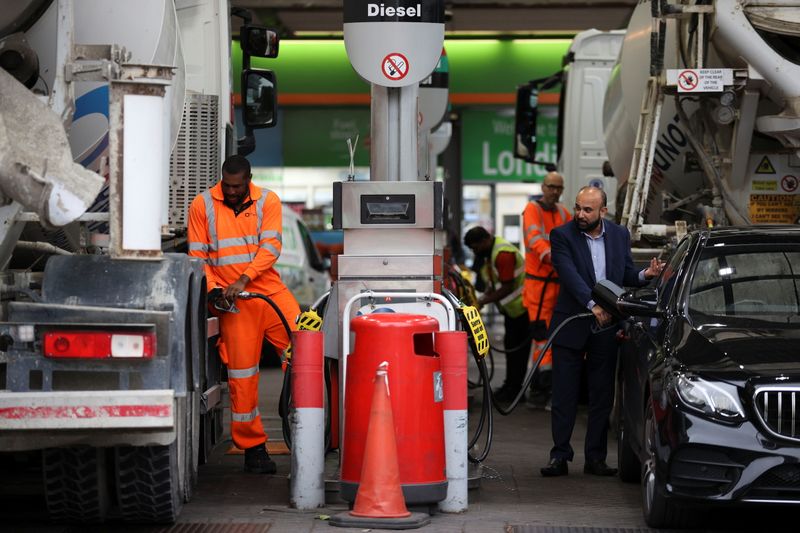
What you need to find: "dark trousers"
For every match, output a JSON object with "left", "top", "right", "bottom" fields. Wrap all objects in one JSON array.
[
  {"left": 549, "top": 327, "right": 617, "bottom": 462},
  {"left": 503, "top": 312, "right": 531, "bottom": 391}
]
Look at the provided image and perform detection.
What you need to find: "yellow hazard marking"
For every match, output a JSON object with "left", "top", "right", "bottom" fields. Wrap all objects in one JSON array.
[
  {"left": 749, "top": 194, "right": 800, "bottom": 223},
  {"left": 460, "top": 306, "right": 489, "bottom": 358},
  {"left": 755, "top": 156, "right": 776, "bottom": 174},
  {"left": 297, "top": 309, "right": 322, "bottom": 331}
]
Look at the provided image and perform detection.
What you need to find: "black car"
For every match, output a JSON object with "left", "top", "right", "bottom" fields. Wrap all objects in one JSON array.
[{"left": 596, "top": 225, "right": 800, "bottom": 528}]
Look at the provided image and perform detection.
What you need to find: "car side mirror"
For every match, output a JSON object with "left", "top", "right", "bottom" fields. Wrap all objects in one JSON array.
[
  {"left": 242, "top": 69, "right": 277, "bottom": 128},
  {"left": 592, "top": 279, "right": 662, "bottom": 319}
]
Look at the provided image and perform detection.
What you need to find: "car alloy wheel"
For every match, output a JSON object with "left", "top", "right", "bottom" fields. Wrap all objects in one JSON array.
[{"left": 640, "top": 397, "right": 690, "bottom": 529}]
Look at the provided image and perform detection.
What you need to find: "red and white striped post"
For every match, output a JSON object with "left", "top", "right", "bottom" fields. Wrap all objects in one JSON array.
[
  {"left": 289, "top": 330, "right": 325, "bottom": 509},
  {"left": 436, "top": 330, "right": 468, "bottom": 512}
]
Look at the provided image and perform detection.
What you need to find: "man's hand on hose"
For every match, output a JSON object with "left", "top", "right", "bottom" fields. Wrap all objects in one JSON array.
[
  {"left": 208, "top": 287, "right": 234, "bottom": 312},
  {"left": 591, "top": 304, "right": 612, "bottom": 327},
  {"left": 223, "top": 275, "right": 251, "bottom": 302}
]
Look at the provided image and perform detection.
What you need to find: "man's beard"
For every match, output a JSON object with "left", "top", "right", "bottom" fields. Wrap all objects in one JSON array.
[
  {"left": 224, "top": 194, "right": 246, "bottom": 208},
  {"left": 575, "top": 217, "right": 601, "bottom": 232}
]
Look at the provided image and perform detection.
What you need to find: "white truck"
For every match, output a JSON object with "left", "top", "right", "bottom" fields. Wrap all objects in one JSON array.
[
  {"left": 516, "top": 0, "right": 800, "bottom": 243},
  {"left": 0, "top": 0, "right": 276, "bottom": 523}
]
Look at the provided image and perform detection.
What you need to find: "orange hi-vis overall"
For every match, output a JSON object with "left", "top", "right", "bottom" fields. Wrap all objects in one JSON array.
[
  {"left": 188, "top": 182, "right": 299, "bottom": 450},
  {"left": 522, "top": 200, "right": 571, "bottom": 370}
]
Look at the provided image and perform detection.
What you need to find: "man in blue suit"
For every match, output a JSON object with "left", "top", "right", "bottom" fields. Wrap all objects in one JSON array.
[{"left": 540, "top": 186, "right": 662, "bottom": 477}]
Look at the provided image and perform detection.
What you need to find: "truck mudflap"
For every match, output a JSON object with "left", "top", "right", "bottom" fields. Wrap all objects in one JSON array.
[{"left": 0, "top": 389, "right": 177, "bottom": 451}]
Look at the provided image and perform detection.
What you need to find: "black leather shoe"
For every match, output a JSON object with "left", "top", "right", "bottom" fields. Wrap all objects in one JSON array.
[
  {"left": 583, "top": 460, "right": 617, "bottom": 476},
  {"left": 244, "top": 444, "right": 277, "bottom": 474},
  {"left": 540, "top": 457, "right": 568, "bottom": 477}
]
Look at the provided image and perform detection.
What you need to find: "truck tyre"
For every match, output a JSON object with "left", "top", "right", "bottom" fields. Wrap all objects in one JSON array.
[
  {"left": 115, "top": 440, "right": 183, "bottom": 523},
  {"left": 184, "top": 389, "right": 200, "bottom": 503},
  {"left": 116, "top": 396, "right": 188, "bottom": 524},
  {"left": 43, "top": 447, "right": 109, "bottom": 523},
  {"left": 184, "top": 291, "right": 201, "bottom": 502}
]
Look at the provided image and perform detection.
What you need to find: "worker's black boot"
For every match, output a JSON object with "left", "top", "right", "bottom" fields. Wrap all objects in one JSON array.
[{"left": 244, "top": 444, "right": 277, "bottom": 474}]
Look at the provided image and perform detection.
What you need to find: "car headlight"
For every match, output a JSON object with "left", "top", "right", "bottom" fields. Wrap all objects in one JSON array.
[{"left": 673, "top": 373, "right": 745, "bottom": 422}]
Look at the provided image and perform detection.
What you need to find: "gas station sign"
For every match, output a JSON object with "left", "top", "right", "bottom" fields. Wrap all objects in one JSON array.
[{"left": 461, "top": 107, "right": 558, "bottom": 182}]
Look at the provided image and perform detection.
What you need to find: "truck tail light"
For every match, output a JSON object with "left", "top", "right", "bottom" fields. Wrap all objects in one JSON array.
[{"left": 43, "top": 331, "right": 156, "bottom": 359}]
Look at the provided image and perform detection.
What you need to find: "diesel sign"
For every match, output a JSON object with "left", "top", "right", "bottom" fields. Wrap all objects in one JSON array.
[
  {"left": 367, "top": 3, "right": 421, "bottom": 17},
  {"left": 344, "top": 0, "right": 444, "bottom": 23}
]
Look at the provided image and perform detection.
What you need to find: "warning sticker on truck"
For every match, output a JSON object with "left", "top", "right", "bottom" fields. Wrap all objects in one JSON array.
[
  {"left": 749, "top": 194, "right": 800, "bottom": 224},
  {"left": 751, "top": 180, "right": 777, "bottom": 191}
]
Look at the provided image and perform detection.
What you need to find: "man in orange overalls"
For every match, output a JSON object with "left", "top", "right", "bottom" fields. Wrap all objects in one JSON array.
[
  {"left": 188, "top": 154, "right": 299, "bottom": 474},
  {"left": 522, "top": 171, "right": 571, "bottom": 408}
]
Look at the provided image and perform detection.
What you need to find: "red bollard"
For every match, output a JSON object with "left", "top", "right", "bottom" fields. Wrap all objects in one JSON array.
[
  {"left": 436, "top": 330, "right": 468, "bottom": 512},
  {"left": 290, "top": 330, "right": 324, "bottom": 509}
]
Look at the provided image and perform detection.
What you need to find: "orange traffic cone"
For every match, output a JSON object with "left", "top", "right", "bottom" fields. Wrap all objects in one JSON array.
[
  {"left": 350, "top": 362, "right": 410, "bottom": 518},
  {"left": 330, "top": 362, "right": 430, "bottom": 529}
]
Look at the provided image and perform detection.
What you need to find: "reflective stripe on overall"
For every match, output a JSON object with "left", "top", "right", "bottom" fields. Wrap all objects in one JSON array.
[{"left": 522, "top": 202, "right": 571, "bottom": 370}]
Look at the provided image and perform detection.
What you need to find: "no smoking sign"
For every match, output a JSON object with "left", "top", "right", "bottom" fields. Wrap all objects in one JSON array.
[
  {"left": 382, "top": 52, "right": 409, "bottom": 81},
  {"left": 667, "top": 68, "right": 733, "bottom": 93},
  {"left": 677, "top": 70, "right": 698, "bottom": 91}
]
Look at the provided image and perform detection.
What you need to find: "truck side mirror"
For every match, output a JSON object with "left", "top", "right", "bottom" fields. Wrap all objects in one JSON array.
[
  {"left": 240, "top": 25, "right": 279, "bottom": 58},
  {"left": 242, "top": 69, "right": 277, "bottom": 129},
  {"left": 513, "top": 83, "right": 538, "bottom": 163}
]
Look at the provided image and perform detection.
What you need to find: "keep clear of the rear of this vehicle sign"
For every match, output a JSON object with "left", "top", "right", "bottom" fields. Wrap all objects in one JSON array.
[{"left": 666, "top": 68, "right": 733, "bottom": 92}]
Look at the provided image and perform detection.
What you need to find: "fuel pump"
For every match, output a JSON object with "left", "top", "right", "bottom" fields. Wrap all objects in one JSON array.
[{"left": 320, "top": 0, "right": 461, "bottom": 514}]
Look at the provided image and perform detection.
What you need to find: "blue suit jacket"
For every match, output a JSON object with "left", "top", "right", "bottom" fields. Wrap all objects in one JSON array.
[{"left": 549, "top": 219, "right": 643, "bottom": 349}]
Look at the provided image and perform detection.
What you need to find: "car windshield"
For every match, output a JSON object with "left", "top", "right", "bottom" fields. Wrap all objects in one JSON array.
[{"left": 688, "top": 243, "right": 800, "bottom": 325}]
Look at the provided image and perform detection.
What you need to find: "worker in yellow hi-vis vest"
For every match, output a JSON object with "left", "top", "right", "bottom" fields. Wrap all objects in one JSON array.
[{"left": 464, "top": 226, "right": 528, "bottom": 404}]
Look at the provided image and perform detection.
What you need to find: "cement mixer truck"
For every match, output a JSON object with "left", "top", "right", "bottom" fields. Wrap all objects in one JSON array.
[
  {"left": 0, "top": 0, "right": 276, "bottom": 523},
  {"left": 516, "top": 0, "right": 800, "bottom": 249}
]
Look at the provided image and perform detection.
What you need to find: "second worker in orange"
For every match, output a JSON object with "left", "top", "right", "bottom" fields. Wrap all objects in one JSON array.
[{"left": 521, "top": 171, "right": 571, "bottom": 408}]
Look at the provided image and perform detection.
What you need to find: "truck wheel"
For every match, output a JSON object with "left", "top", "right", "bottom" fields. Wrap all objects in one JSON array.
[
  {"left": 184, "top": 389, "right": 200, "bottom": 502},
  {"left": 114, "top": 339, "right": 193, "bottom": 524},
  {"left": 184, "top": 294, "right": 201, "bottom": 502},
  {"left": 43, "top": 447, "right": 109, "bottom": 523},
  {"left": 115, "top": 441, "right": 183, "bottom": 523}
]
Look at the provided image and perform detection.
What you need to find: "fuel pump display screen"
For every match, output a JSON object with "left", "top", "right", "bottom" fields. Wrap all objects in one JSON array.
[{"left": 360, "top": 194, "right": 416, "bottom": 224}]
